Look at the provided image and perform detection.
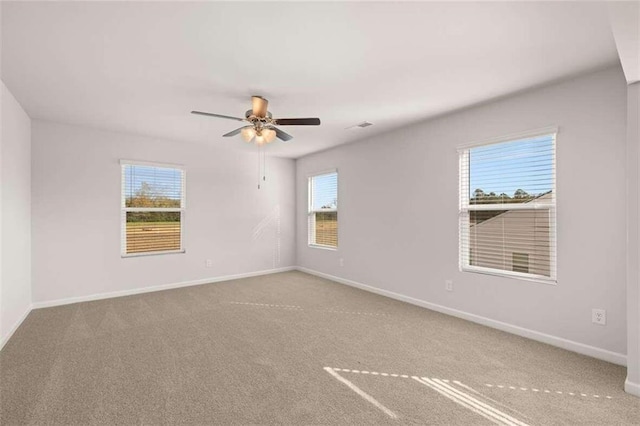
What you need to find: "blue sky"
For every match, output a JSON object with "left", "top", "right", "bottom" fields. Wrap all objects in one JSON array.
[
  {"left": 469, "top": 135, "right": 554, "bottom": 198},
  {"left": 312, "top": 173, "right": 338, "bottom": 209},
  {"left": 124, "top": 165, "right": 182, "bottom": 199}
]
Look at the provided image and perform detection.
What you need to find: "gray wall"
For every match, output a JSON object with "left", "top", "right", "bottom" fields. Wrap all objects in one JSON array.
[
  {"left": 31, "top": 121, "right": 296, "bottom": 304},
  {"left": 296, "top": 66, "right": 628, "bottom": 356},
  {"left": 0, "top": 81, "right": 32, "bottom": 345},
  {"left": 626, "top": 81, "right": 640, "bottom": 394}
]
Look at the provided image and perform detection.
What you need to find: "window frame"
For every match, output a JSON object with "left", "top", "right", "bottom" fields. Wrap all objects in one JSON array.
[
  {"left": 458, "top": 127, "right": 558, "bottom": 284},
  {"left": 308, "top": 169, "right": 338, "bottom": 250},
  {"left": 120, "top": 160, "right": 186, "bottom": 258}
]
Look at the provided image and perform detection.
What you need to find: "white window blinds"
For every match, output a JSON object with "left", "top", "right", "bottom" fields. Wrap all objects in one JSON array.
[
  {"left": 459, "top": 131, "right": 556, "bottom": 282},
  {"left": 121, "top": 161, "right": 185, "bottom": 256},
  {"left": 308, "top": 171, "right": 338, "bottom": 248}
]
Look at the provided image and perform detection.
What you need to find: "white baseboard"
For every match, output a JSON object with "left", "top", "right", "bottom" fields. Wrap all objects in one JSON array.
[
  {"left": 31, "top": 266, "right": 296, "bottom": 309},
  {"left": 0, "top": 304, "right": 32, "bottom": 352},
  {"left": 9, "top": 265, "right": 630, "bottom": 369},
  {"left": 625, "top": 378, "right": 640, "bottom": 397},
  {"left": 296, "top": 267, "right": 627, "bottom": 367}
]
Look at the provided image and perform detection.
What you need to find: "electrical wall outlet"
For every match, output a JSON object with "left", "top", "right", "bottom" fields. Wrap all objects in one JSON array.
[
  {"left": 339, "top": 258, "right": 344, "bottom": 267},
  {"left": 205, "top": 259, "right": 212, "bottom": 268},
  {"left": 592, "top": 308, "right": 606, "bottom": 325},
  {"left": 445, "top": 280, "right": 453, "bottom": 292}
]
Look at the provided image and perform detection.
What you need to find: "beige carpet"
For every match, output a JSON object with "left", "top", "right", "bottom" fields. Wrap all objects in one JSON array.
[{"left": 1, "top": 271, "right": 638, "bottom": 425}]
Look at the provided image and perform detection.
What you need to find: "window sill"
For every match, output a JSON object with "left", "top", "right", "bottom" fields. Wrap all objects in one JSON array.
[
  {"left": 308, "top": 244, "right": 338, "bottom": 251},
  {"left": 122, "top": 249, "right": 186, "bottom": 258},
  {"left": 461, "top": 265, "right": 557, "bottom": 285}
]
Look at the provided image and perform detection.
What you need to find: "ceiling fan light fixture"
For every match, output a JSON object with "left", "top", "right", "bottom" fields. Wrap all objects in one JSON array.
[
  {"left": 263, "top": 128, "right": 277, "bottom": 143},
  {"left": 241, "top": 127, "right": 256, "bottom": 142}
]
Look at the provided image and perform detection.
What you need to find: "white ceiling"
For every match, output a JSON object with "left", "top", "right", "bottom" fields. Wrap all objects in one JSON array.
[{"left": 1, "top": 1, "right": 619, "bottom": 158}]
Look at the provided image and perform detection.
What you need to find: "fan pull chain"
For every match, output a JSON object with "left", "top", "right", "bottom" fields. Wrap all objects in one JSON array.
[
  {"left": 258, "top": 146, "right": 261, "bottom": 189},
  {"left": 263, "top": 147, "right": 266, "bottom": 182},
  {"left": 256, "top": 145, "right": 268, "bottom": 189}
]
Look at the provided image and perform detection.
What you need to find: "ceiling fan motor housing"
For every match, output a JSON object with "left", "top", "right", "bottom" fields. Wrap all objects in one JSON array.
[{"left": 245, "top": 110, "right": 272, "bottom": 121}]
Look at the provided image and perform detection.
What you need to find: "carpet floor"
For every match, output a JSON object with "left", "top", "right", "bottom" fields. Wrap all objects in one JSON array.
[{"left": 1, "top": 271, "right": 638, "bottom": 425}]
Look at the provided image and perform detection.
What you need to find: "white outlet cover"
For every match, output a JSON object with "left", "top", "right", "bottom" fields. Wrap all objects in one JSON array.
[
  {"left": 445, "top": 280, "right": 453, "bottom": 292},
  {"left": 592, "top": 308, "right": 606, "bottom": 325}
]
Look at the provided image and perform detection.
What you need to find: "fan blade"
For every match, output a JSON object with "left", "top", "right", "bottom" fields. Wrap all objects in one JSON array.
[
  {"left": 252, "top": 96, "right": 269, "bottom": 118},
  {"left": 223, "top": 126, "right": 252, "bottom": 137},
  {"left": 274, "top": 127, "right": 293, "bottom": 142},
  {"left": 191, "top": 111, "right": 246, "bottom": 122},
  {"left": 274, "top": 118, "right": 321, "bottom": 126}
]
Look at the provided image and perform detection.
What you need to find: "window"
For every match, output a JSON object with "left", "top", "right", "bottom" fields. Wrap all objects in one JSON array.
[
  {"left": 121, "top": 161, "right": 185, "bottom": 256},
  {"left": 308, "top": 170, "right": 338, "bottom": 248},
  {"left": 459, "top": 130, "right": 556, "bottom": 282}
]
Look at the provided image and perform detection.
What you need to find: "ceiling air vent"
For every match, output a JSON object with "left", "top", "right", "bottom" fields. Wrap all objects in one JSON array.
[{"left": 346, "top": 121, "right": 374, "bottom": 130}]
